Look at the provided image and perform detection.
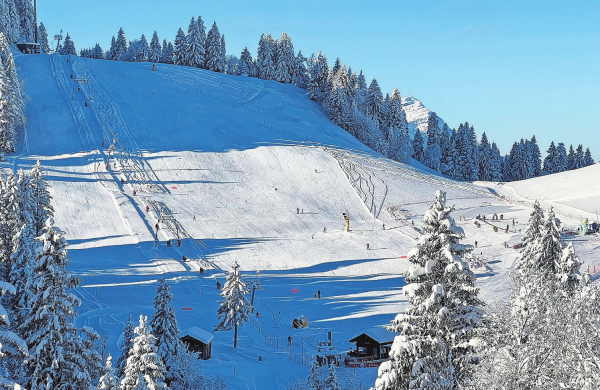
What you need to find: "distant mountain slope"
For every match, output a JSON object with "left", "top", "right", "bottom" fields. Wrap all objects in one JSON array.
[{"left": 402, "top": 95, "right": 446, "bottom": 138}]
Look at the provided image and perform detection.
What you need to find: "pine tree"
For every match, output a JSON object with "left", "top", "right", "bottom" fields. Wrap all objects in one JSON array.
[
  {"left": 423, "top": 112, "right": 442, "bottom": 171},
  {"left": 374, "top": 190, "right": 484, "bottom": 389},
  {"left": 584, "top": 147, "right": 594, "bottom": 166},
  {"left": 5, "top": 0, "right": 20, "bottom": 43},
  {"left": 292, "top": 51, "right": 309, "bottom": 88},
  {"left": 567, "top": 145, "right": 575, "bottom": 170},
  {"left": 0, "top": 279, "right": 27, "bottom": 389},
  {"left": 257, "top": 33, "right": 276, "bottom": 81},
  {"left": 116, "top": 315, "right": 134, "bottom": 379},
  {"left": 366, "top": 79, "right": 384, "bottom": 127},
  {"left": 28, "top": 161, "right": 53, "bottom": 236},
  {"left": 120, "top": 315, "right": 167, "bottom": 390},
  {"left": 136, "top": 34, "right": 149, "bottom": 62},
  {"left": 572, "top": 144, "right": 586, "bottom": 169},
  {"left": 172, "top": 28, "right": 186, "bottom": 66},
  {"left": 237, "top": 47, "right": 255, "bottom": 77},
  {"left": 387, "top": 89, "right": 411, "bottom": 163},
  {"left": 324, "top": 362, "right": 341, "bottom": 390},
  {"left": 38, "top": 22, "right": 50, "bottom": 53},
  {"left": 307, "top": 358, "right": 323, "bottom": 390},
  {"left": 412, "top": 130, "right": 424, "bottom": 162},
  {"left": 98, "top": 355, "right": 119, "bottom": 390},
  {"left": 150, "top": 279, "right": 181, "bottom": 384},
  {"left": 542, "top": 141, "right": 556, "bottom": 175},
  {"left": 115, "top": 28, "right": 128, "bottom": 61},
  {"left": 149, "top": 31, "right": 162, "bottom": 63},
  {"left": 489, "top": 142, "right": 503, "bottom": 181},
  {"left": 106, "top": 36, "right": 116, "bottom": 60},
  {"left": 478, "top": 132, "right": 492, "bottom": 181},
  {"left": 18, "top": 0, "right": 35, "bottom": 42},
  {"left": 196, "top": 16, "right": 207, "bottom": 67},
  {"left": 21, "top": 218, "right": 96, "bottom": 390},
  {"left": 554, "top": 142, "right": 568, "bottom": 173},
  {"left": 214, "top": 262, "right": 250, "bottom": 348},
  {"left": 529, "top": 136, "right": 542, "bottom": 176},
  {"left": 0, "top": 172, "right": 19, "bottom": 280},
  {"left": 274, "top": 32, "right": 295, "bottom": 83},
  {"left": 205, "top": 22, "right": 224, "bottom": 72},
  {"left": 59, "top": 32, "right": 77, "bottom": 55}
]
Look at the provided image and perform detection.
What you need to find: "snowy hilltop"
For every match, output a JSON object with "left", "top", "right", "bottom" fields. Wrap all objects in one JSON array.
[{"left": 401, "top": 95, "right": 446, "bottom": 138}]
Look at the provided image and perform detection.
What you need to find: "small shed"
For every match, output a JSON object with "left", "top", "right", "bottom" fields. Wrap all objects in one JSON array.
[
  {"left": 180, "top": 326, "right": 214, "bottom": 360},
  {"left": 16, "top": 42, "right": 40, "bottom": 54}
]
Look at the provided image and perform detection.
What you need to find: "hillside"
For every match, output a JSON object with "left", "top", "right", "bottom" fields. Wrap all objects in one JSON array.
[{"left": 10, "top": 52, "right": 599, "bottom": 389}]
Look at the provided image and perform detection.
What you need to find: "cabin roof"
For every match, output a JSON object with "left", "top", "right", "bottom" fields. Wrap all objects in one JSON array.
[
  {"left": 349, "top": 333, "right": 379, "bottom": 344},
  {"left": 181, "top": 326, "right": 214, "bottom": 344}
]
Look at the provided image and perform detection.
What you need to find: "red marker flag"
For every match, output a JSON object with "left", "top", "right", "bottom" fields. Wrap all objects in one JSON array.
[
  {"left": 181, "top": 308, "right": 192, "bottom": 311},
  {"left": 290, "top": 289, "right": 299, "bottom": 293}
]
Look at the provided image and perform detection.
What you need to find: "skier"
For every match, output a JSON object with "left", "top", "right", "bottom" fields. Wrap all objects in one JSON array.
[
  {"left": 297, "top": 208, "right": 299, "bottom": 214},
  {"left": 145, "top": 205, "right": 149, "bottom": 212},
  {"left": 193, "top": 215, "right": 196, "bottom": 221},
  {"left": 367, "top": 243, "right": 370, "bottom": 250},
  {"left": 84, "top": 101, "right": 88, "bottom": 107},
  {"left": 216, "top": 281, "right": 221, "bottom": 290},
  {"left": 151, "top": 63, "right": 156, "bottom": 71},
  {"left": 288, "top": 335, "right": 292, "bottom": 346},
  {"left": 182, "top": 255, "right": 186, "bottom": 262},
  {"left": 382, "top": 223, "right": 385, "bottom": 230},
  {"left": 132, "top": 189, "right": 136, "bottom": 196},
  {"left": 121, "top": 178, "right": 125, "bottom": 185},
  {"left": 475, "top": 241, "right": 478, "bottom": 248},
  {"left": 317, "top": 289, "right": 321, "bottom": 299},
  {"left": 512, "top": 219, "right": 515, "bottom": 226},
  {"left": 500, "top": 214, "right": 504, "bottom": 220},
  {"left": 155, "top": 223, "right": 159, "bottom": 231},
  {"left": 323, "top": 227, "right": 326, "bottom": 233},
  {"left": 256, "top": 311, "right": 260, "bottom": 318},
  {"left": 199, "top": 267, "right": 204, "bottom": 275}
]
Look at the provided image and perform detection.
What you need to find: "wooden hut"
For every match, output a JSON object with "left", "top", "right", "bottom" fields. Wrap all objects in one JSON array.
[
  {"left": 348, "top": 333, "right": 392, "bottom": 360},
  {"left": 180, "top": 326, "right": 214, "bottom": 360}
]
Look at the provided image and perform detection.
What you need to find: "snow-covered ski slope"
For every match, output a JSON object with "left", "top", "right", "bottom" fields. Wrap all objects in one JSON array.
[{"left": 11, "top": 53, "right": 600, "bottom": 389}]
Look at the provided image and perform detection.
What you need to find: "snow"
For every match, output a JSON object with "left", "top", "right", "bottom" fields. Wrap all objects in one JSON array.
[
  {"left": 8, "top": 53, "right": 600, "bottom": 390},
  {"left": 181, "top": 326, "right": 214, "bottom": 344}
]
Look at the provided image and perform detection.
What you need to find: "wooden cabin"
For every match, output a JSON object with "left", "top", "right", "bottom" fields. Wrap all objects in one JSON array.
[
  {"left": 348, "top": 333, "right": 393, "bottom": 360},
  {"left": 180, "top": 326, "right": 214, "bottom": 360}
]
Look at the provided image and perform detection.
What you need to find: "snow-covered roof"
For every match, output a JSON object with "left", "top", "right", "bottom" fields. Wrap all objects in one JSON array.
[{"left": 181, "top": 326, "right": 214, "bottom": 344}]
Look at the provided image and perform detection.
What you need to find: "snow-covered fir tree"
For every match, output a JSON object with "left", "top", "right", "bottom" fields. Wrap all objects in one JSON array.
[
  {"left": 59, "top": 32, "right": 77, "bottom": 55},
  {"left": 38, "top": 22, "right": 50, "bottom": 53},
  {"left": 572, "top": 144, "right": 586, "bottom": 170},
  {"left": 529, "top": 135, "right": 542, "bottom": 176},
  {"left": 161, "top": 40, "right": 174, "bottom": 64},
  {"left": 0, "top": 32, "right": 26, "bottom": 153},
  {"left": 423, "top": 112, "right": 442, "bottom": 171},
  {"left": 477, "top": 132, "right": 492, "bottom": 181},
  {"left": 214, "top": 262, "right": 250, "bottom": 348},
  {"left": 28, "top": 161, "right": 53, "bottom": 236},
  {"left": 386, "top": 89, "right": 412, "bottom": 163},
  {"left": 136, "top": 34, "right": 150, "bottom": 62},
  {"left": 115, "top": 28, "right": 128, "bottom": 61},
  {"left": 440, "top": 128, "right": 457, "bottom": 177},
  {"left": 256, "top": 33, "right": 276, "bottom": 80},
  {"left": 149, "top": 31, "right": 162, "bottom": 63},
  {"left": 106, "top": 35, "right": 117, "bottom": 60},
  {"left": 324, "top": 362, "right": 341, "bottom": 390},
  {"left": 205, "top": 22, "right": 225, "bottom": 72},
  {"left": 554, "top": 142, "right": 568, "bottom": 173},
  {"left": 149, "top": 278, "right": 181, "bottom": 384},
  {"left": 225, "top": 54, "right": 239, "bottom": 75},
  {"left": 237, "top": 47, "right": 255, "bottom": 77},
  {"left": 185, "top": 17, "right": 204, "bottom": 68},
  {"left": 274, "top": 32, "right": 295, "bottom": 83},
  {"left": 455, "top": 122, "right": 479, "bottom": 181},
  {"left": 172, "top": 28, "right": 186, "bottom": 66},
  {"left": 567, "top": 144, "right": 575, "bottom": 170},
  {"left": 116, "top": 315, "right": 135, "bottom": 379},
  {"left": 0, "top": 172, "right": 19, "bottom": 280},
  {"left": 21, "top": 218, "right": 98, "bottom": 390},
  {"left": 542, "top": 141, "right": 556, "bottom": 175},
  {"left": 292, "top": 51, "right": 309, "bottom": 88},
  {"left": 374, "top": 190, "right": 484, "bottom": 389},
  {"left": 411, "top": 130, "right": 424, "bottom": 162},
  {"left": 489, "top": 142, "right": 503, "bottom": 181},
  {"left": 584, "top": 147, "right": 594, "bottom": 166},
  {"left": 4, "top": 0, "right": 20, "bottom": 44},
  {"left": 0, "top": 279, "right": 27, "bottom": 390},
  {"left": 366, "top": 78, "right": 384, "bottom": 127},
  {"left": 120, "top": 315, "right": 167, "bottom": 390},
  {"left": 16, "top": 0, "right": 35, "bottom": 42},
  {"left": 98, "top": 355, "right": 119, "bottom": 390}
]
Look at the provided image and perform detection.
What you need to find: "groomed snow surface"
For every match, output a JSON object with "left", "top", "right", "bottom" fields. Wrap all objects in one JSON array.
[{"left": 10, "top": 53, "right": 600, "bottom": 389}]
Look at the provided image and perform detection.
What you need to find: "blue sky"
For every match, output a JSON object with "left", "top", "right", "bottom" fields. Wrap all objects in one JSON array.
[{"left": 39, "top": 0, "right": 600, "bottom": 157}]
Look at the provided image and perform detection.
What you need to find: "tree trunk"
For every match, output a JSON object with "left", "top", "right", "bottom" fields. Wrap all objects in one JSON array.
[{"left": 234, "top": 323, "right": 238, "bottom": 348}]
